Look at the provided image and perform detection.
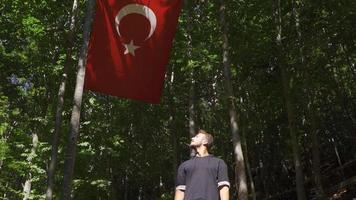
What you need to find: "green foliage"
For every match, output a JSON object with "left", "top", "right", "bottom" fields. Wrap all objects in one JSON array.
[
  {"left": 0, "top": 0, "right": 355, "bottom": 199},
  {"left": 0, "top": 139, "right": 9, "bottom": 161},
  {"left": 22, "top": 16, "right": 45, "bottom": 37}
]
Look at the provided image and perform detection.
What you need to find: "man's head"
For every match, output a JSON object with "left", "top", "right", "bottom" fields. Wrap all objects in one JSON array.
[{"left": 190, "top": 129, "right": 213, "bottom": 149}]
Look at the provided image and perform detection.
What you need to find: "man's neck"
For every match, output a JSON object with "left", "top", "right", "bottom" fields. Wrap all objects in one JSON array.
[{"left": 196, "top": 146, "right": 209, "bottom": 157}]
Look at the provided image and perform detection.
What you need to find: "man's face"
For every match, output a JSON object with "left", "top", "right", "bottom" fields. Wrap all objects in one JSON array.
[{"left": 190, "top": 133, "right": 207, "bottom": 147}]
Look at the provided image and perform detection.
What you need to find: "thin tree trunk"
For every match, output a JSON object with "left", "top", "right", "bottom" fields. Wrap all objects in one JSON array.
[
  {"left": 23, "top": 133, "right": 39, "bottom": 200},
  {"left": 167, "top": 66, "right": 179, "bottom": 178},
  {"left": 172, "top": 123, "right": 178, "bottom": 177},
  {"left": 291, "top": 0, "right": 304, "bottom": 64},
  {"left": 3, "top": 182, "right": 8, "bottom": 199},
  {"left": 330, "top": 84, "right": 356, "bottom": 158},
  {"left": 323, "top": 28, "right": 356, "bottom": 158},
  {"left": 281, "top": 82, "right": 307, "bottom": 199},
  {"left": 340, "top": 44, "right": 355, "bottom": 76},
  {"left": 241, "top": 126, "right": 256, "bottom": 200},
  {"left": 292, "top": 0, "right": 325, "bottom": 198},
  {"left": 188, "top": 72, "right": 197, "bottom": 158},
  {"left": 46, "top": 1, "right": 79, "bottom": 199},
  {"left": 0, "top": 147, "right": 3, "bottom": 170},
  {"left": 0, "top": 126, "right": 13, "bottom": 172},
  {"left": 274, "top": 0, "right": 306, "bottom": 199},
  {"left": 219, "top": 0, "right": 248, "bottom": 199},
  {"left": 310, "top": 113, "right": 326, "bottom": 199},
  {"left": 23, "top": 178, "right": 32, "bottom": 200},
  {"left": 60, "top": 0, "right": 96, "bottom": 199},
  {"left": 124, "top": 170, "right": 129, "bottom": 200},
  {"left": 259, "top": 159, "right": 270, "bottom": 198},
  {"left": 331, "top": 136, "right": 345, "bottom": 179},
  {"left": 184, "top": 0, "right": 197, "bottom": 158},
  {"left": 108, "top": 157, "right": 117, "bottom": 200}
]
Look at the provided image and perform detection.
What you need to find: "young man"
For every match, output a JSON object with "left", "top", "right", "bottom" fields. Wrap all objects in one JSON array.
[{"left": 174, "top": 130, "right": 230, "bottom": 200}]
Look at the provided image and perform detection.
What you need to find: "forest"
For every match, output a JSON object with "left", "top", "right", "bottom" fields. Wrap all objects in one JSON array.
[{"left": 0, "top": 0, "right": 355, "bottom": 199}]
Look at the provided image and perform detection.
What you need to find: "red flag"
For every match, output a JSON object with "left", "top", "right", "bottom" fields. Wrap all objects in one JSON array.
[{"left": 85, "top": 0, "right": 182, "bottom": 103}]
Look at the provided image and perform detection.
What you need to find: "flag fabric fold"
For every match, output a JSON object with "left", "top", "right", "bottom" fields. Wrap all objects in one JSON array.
[{"left": 85, "top": 0, "right": 182, "bottom": 103}]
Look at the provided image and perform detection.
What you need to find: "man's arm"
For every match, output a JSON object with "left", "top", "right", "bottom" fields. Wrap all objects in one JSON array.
[
  {"left": 217, "top": 160, "right": 230, "bottom": 200},
  {"left": 219, "top": 186, "right": 229, "bottom": 200},
  {"left": 174, "top": 189, "right": 185, "bottom": 200},
  {"left": 175, "top": 163, "right": 186, "bottom": 200}
]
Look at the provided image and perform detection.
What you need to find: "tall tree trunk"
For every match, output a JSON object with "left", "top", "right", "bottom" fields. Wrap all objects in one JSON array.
[
  {"left": 323, "top": 28, "right": 356, "bottom": 158},
  {"left": 60, "top": 0, "right": 96, "bottom": 199},
  {"left": 241, "top": 126, "right": 256, "bottom": 200},
  {"left": 332, "top": 62, "right": 356, "bottom": 158},
  {"left": 310, "top": 112, "right": 326, "bottom": 199},
  {"left": 275, "top": 0, "right": 307, "bottom": 199},
  {"left": 124, "top": 170, "right": 129, "bottom": 200},
  {"left": 46, "top": 1, "right": 79, "bottom": 199},
  {"left": 188, "top": 71, "right": 197, "bottom": 158},
  {"left": 276, "top": 0, "right": 306, "bottom": 200},
  {"left": 167, "top": 66, "right": 179, "bottom": 179},
  {"left": 108, "top": 155, "right": 118, "bottom": 200},
  {"left": 292, "top": 0, "right": 325, "bottom": 198},
  {"left": 172, "top": 123, "right": 179, "bottom": 177},
  {"left": 330, "top": 136, "right": 345, "bottom": 179},
  {"left": 280, "top": 84, "right": 306, "bottom": 199},
  {"left": 0, "top": 138, "right": 5, "bottom": 170},
  {"left": 3, "top": 182, "right": 8, "bottom": 199},
  {"left": 23, "top": 133, "right": 39, "bottom": 200},
  {"left": 185, "top": 0, "right": 197, "bottom": 158},
  {"left": 259, "top": 159, "right": 270, "bottom": 198},
  {"left": 219, "top": 0, "right": 248, "bottom": 199},
  {"left": 23, "top": 178, "right": 32, "bottom": 200},
  {"left": 291, "top": 0, "right": 304, "bottom": 64}
]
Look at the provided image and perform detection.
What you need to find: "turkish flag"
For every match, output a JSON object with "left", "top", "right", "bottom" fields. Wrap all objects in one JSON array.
[{"left": 85, "top": 0, "right": 182, "bottom": 103}]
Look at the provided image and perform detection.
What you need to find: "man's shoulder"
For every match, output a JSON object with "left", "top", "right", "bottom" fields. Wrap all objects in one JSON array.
[
  {"left": 183, "top": 157, "right": 197, "bottom": 164},
  {"left": 207, "top": 156, "right": 229, "bottom": 169},
  {"left": 178, "top": 158, "right": 194, "bottom": 168},
  {"left": 208, "top": 155, "right": 226, "bottom": 163},
  {"left": 178, "top": 155, "right": 226, "bottom": 166}
]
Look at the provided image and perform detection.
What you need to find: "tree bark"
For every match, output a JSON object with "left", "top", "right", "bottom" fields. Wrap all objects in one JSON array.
[
  {"left": 46, "top": 1, "right": 79, "bottom": 199},
  {"left": 280, "top": 67, "right": 307, "bottom": 200},
  {"left": 275, "top": 0, "right": 307, "bottom": 199},
  {"left": 167, "top": 66, "right": 179, "bottom": 179},
  {"left": 241, "top": 126, "right": 256, "bottom": 200},
  {"left": 124, "top": 170, "right": 129, "bottom": 200},
  {"left": 172, "top": 125, "right": 178, "bottom": 178},
  {"left": 108, "top": 156, "right": 118, "bottom": 200},
  {"left": 23, "top": 133, "right": 39, "bottom": 200},
  {"left": 291, "top": 0, "right": 304, "bottom": 64},
  {"left": 331, "top": 136, "right": 345, "bottom": 179},
  {"left": 184, "top": 0, "right": 197, "bottom": 158},
  {"left": 292, "top": 0, "right": 325, "bottom": 198},
  {"left": 23, "top": 178, "right": 32, "bottom": 200},
  {"left": 188, "top": 72, "right": 197, "bottom": 158},
  {"left": 310, "top": 113, "right": 326, "bottom": 199},
  {"left": 60, "top": 0, "right": 96, "bottom": 199},
  {"left": 219, "top": 0, "right": 248, "bottom": 199}
]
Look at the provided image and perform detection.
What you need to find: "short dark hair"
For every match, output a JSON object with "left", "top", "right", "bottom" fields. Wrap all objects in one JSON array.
[{"left": 198, "top": 129, "right": 213, "bottom": 148}]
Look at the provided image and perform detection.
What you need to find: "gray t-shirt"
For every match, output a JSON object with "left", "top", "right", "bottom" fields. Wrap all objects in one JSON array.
[{"left": 176, "top": 155, "right": 230, "bottom": 200}]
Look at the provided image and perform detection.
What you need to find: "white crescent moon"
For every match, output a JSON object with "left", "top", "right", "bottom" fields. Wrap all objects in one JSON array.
[{"left": 115, "top": 4, "right": 157, "bottom": 41}]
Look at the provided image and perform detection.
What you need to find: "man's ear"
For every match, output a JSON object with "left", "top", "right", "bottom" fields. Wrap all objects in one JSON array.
[{"left": 202, "top": 139, "right": 208, "bottom": 145}]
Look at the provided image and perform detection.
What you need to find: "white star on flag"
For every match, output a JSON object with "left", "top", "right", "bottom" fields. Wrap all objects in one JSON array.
[{"left": 123, "top": 40, "right": 140, "bottom": 56}]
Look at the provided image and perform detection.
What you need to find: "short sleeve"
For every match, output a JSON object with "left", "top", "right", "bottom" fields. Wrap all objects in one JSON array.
[
  {"left": 217, "top": 160, "right": 230, "bottom": 188},
  {"left": 175, "top": 163, "right": 186, "bottom": 191}
]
